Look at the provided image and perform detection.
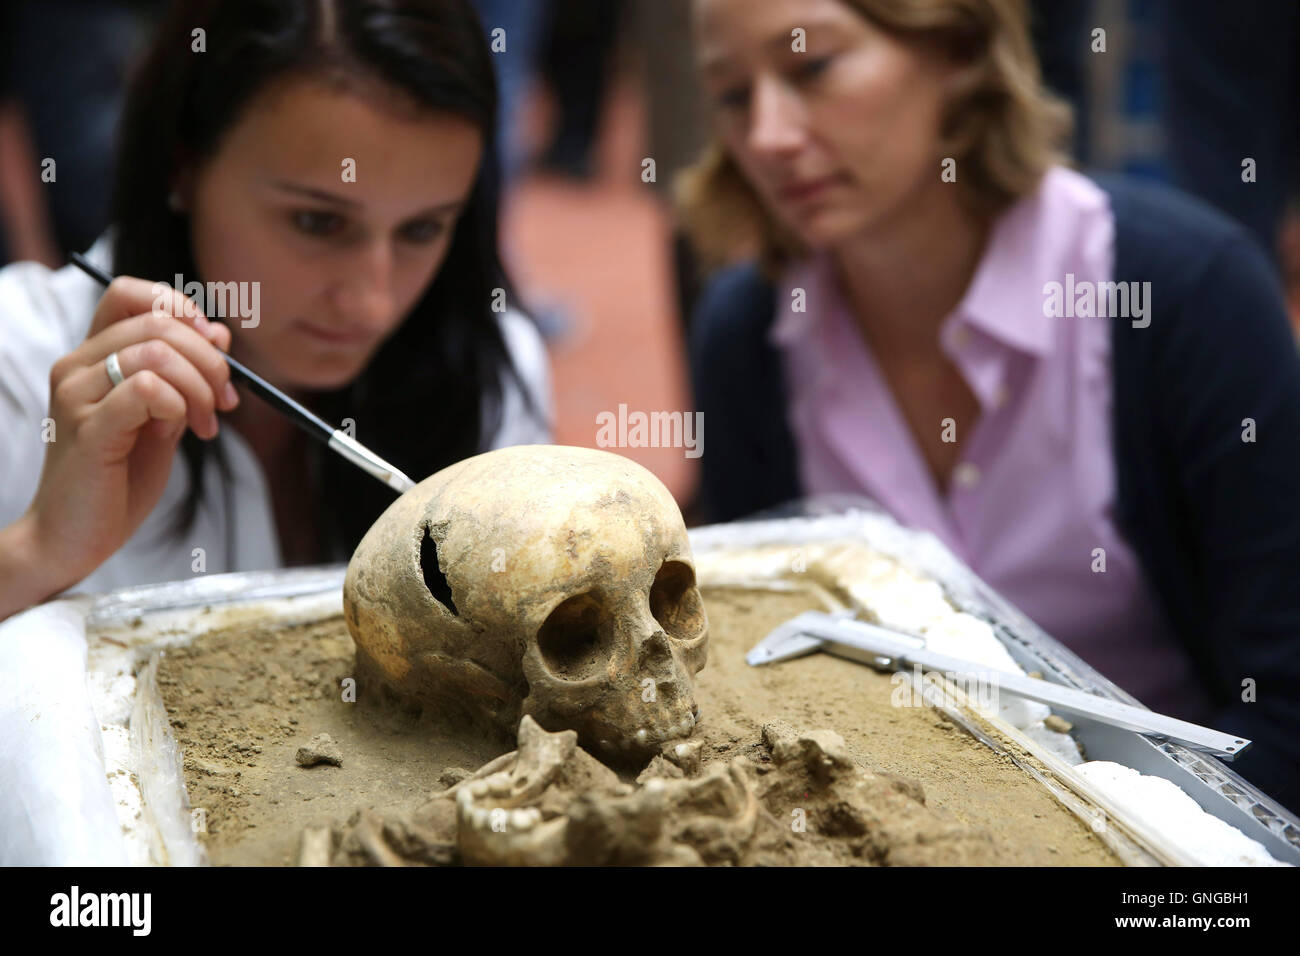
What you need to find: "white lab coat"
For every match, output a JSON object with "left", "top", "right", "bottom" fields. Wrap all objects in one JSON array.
[{"left": 0, "top": 229, "right": 554, "bottom": 597}]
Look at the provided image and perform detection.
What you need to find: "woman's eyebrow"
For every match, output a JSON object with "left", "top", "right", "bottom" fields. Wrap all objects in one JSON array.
[
  {"left": 269, "top": 180, "right": 465, "bottom": 216},
  {"left": 412, "top": 199, "right": 466, "bottom": 217},
  {"left": 270, "top": 180, "right": 363, "bottom": 207},
  {"left": 699, "top": 52, "right": 736, "bottom": 78}
]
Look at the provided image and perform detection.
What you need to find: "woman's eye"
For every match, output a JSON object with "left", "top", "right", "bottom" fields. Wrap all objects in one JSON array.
[
  {"left": 795, "top": 55, "right": 833, "bottom": 80},
  {"left": 717, "top": 85, "right": 751, "bottom": 111},
  {"left": 399, "top": 218, "right": 445, "bottom": 243},
  {"left": 293, "top": 210, "right": 344, "bottom": 236}
]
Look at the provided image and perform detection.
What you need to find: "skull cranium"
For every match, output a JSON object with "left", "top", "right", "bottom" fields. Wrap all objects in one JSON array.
[{"left": 343, "top": 444, "right": 708, "bottom": 762}]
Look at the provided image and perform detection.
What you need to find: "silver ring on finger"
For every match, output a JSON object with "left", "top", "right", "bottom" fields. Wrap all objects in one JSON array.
[{"left": 105, "top": 351, "right": 126, "bottom": 387}]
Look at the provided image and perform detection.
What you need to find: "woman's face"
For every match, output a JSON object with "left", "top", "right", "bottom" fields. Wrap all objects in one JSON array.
[
  {"left": 180, "top": 75, "right": 483, "bottom": 391},
  {"left": 693, "top": 0, "right": 960, "bottom": 249}
]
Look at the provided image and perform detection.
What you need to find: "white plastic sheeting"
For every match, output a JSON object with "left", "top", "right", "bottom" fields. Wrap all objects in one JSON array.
[{"left": 0, "top": 598, "right": 127, "bottom": 865}]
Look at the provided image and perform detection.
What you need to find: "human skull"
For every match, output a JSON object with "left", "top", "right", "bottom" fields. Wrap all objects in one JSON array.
[{"left": 343, "top": 444, "right": 709, "bottom": 763}]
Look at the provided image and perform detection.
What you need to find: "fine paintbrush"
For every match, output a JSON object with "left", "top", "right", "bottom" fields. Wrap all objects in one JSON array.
[{"left": 69, "top": 252, "right": 416, "bottom": 495}]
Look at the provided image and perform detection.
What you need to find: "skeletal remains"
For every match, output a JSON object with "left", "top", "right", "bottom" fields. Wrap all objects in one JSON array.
[
  {"left": 343, "top": 444, "right": 709, "bottom": 763},
  {"left": 334, "top": 444, "right": 990, "bottom": 865},
  {"left": 310, "top": 715, "right": 994, "bottom": 866}
]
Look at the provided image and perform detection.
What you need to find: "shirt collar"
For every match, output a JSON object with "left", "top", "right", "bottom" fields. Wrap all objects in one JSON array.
[
  {"left": 941, "top": 190, "right": 1060, "bottom": 358},
  {"left": 952, "top": 167, "right": 1114, "bottom": 358}
]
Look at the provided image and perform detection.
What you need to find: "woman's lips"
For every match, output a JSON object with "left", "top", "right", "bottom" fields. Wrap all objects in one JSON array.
[
  {"left": 294, "top": 320, "right": 371, "bottom": 347},
  {"left": 779, "top": 174, "right": 843, "bottom": 204}
]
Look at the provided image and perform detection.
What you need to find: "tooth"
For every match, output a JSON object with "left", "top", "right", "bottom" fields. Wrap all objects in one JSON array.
[
  {"left": 489, "top": 774, "right": 511, "bottom": 796},
  {"left": 636, "top": 728, "right": 648, "bottom": 746},
  {"left": 470, "top": 780, "right": 489, "bottom": 798},
  {"left": 509, "top": 809, "right": 534, "bottom": 831},
  {"left": 675, "top": 744, "right": 689, "bottom": 758},
  {"left": 472, "top": 808, "right": 490, "bottom": 829}
]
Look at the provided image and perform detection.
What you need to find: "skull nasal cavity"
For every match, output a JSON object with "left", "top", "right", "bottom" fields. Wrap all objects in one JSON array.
[
  {"left": 420, "top": 526, "right": 458, "bottom": 615},
  {"left": 640, "top": 630, "right": 673, "bottom": 671}
]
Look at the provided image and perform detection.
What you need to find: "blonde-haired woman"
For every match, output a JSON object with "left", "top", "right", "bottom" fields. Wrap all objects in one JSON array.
[{"left": 680, "top": 0, "right": 1300, "bottom": 808}]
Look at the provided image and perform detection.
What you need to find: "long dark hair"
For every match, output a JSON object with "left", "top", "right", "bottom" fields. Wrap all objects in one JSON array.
[{"left": 110, "top": 0, "right": 543, "bottom": 564}]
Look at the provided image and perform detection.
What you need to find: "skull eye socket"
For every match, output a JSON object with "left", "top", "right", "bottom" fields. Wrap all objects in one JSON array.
[
  {"left": 537, "top": 592, "right": 610, "bottom": 681},
  {"left": 650, "top": 560, "right": 705, "bottom": 642},
  {"left": 420, "top": 525, "right": 458, "bottom": 616}
]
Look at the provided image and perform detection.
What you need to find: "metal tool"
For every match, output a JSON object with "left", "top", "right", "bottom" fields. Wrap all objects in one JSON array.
[{"left": 748, "top": 609, "right": 1251, "bottom": 760}]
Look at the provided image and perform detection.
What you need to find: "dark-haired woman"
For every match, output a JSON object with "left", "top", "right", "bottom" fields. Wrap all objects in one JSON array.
[{"left": 0, "top": 0, "right": 552, "bottom": 623}]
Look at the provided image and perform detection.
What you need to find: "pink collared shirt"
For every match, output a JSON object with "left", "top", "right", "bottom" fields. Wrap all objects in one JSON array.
[{"left": 772, "top": 166, "right": 1213, "bottom": 720}]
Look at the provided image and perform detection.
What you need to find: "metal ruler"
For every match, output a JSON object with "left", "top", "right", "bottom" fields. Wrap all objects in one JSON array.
[{"left": 748, "top": 610, "right": 1250, "bottom": 760}]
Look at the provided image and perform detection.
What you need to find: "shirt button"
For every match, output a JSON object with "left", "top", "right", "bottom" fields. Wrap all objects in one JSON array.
[{"left": 953, "top": 462, "right": 981, "bottom": 489}]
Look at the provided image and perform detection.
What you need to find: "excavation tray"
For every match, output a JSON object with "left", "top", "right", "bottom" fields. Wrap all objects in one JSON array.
[{"left": 57, "top": 504, "right": 1299, "bottom": 866}]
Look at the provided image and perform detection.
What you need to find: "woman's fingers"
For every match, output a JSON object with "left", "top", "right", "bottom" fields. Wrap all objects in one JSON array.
[
  {"left": 117, "top": 339, "right": 224, "bottom": 439},
  {"left": 206, "top": 318, "right": 233, "bottom": 353},
  {"left": 87, "top": 276, "right": 208, "bottom": 338},
  {"left": 63, "top": 310, "right": 239, "bottom": 416},
  {"left": 77, "top": 368, "right": 189, "bottom": 464},
  {"left": 55, "top": 339, "right": 224, "bottom": 439},
  {"left": 16, "top": 277, "right": 242, "bottom": 597},
  {"left": 76, "top": 274, "right": 235, "bottom": 401}
]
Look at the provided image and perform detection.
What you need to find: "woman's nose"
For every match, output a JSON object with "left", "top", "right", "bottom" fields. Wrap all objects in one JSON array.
[
  {"left": 335, "top": 241, "right": 397, "bottom": 328},
  {"left": 747, "top": 74, "right": 807, "bottom": 156}
]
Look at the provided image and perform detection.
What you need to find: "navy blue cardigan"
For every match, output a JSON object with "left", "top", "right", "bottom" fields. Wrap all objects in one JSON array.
[{"left": 689, "top": 175, "right": 1300, "bottom": 809}]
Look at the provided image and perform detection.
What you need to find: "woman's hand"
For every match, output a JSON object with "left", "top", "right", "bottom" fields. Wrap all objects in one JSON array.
[{"left": 0, "top": 277, "right": 241, "bottom": 621}]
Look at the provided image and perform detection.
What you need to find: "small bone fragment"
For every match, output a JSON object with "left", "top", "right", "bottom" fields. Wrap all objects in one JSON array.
[
  {"left": 438, "top": 767, "right": 472, "bottom": 789},
  {"left": 761, "top": 719, "right": 799, "bottom": 751},
  {"left": 663, "top": 738, "right": 704, "bottom": 775},
  {"left": 637, "top": 755, "right": 685, "bottom": 784},
  {"left": 1043, "top": 714, "right": 1074, "bottom": 733},
  {"left": 295, "top": 733, "right": 343, "bottom": 767}
]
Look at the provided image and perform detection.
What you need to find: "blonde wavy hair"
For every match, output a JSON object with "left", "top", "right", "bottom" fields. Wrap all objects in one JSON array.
[{"left": 675, "top": 0, "right": 1074, "bottom": 275}]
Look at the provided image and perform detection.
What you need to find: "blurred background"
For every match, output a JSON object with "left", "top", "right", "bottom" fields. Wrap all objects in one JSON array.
[{"left": 2, "top": 0, "right": 1298, "bottom": 516}]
